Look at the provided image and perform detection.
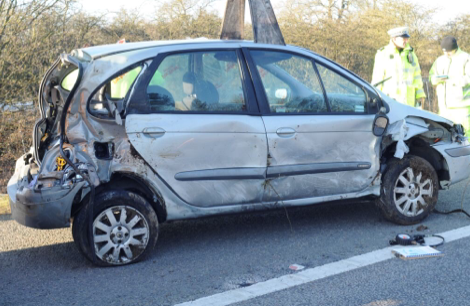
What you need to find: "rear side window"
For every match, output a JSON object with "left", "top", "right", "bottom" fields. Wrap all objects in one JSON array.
[
  {"left": 88, "top": 65, "right": 143, "bottom": 118},
  {"left": 61, "top": 69, "right": 79, "bottom": 91},
  {"left": 146, "top": 51, "right": 246, "bottom": 113},
  {"left": 110, "top": 66, "right": 142, "bottom": 99},
  {"left": 249, "top": 50, "right": 327, "bottom": 114},
  {"left": 315, "top": 63, "right": 367, "bottom": 113}
]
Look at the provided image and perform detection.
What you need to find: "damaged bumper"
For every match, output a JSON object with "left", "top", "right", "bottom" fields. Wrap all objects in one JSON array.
[
  {"left": 434, "top": 142, "right": 470, "bottom": 186},
  {"left": 7, "top": 153, "right": 88, "bottom": 229}
]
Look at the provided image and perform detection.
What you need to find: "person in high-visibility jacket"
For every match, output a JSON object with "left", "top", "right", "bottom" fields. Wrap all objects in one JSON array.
[
  {"left": 371, "top": 26, "right": 426, "bottom": 108},
  {"left": 429, "top": 36, "right": 470, "bottom": 132}
]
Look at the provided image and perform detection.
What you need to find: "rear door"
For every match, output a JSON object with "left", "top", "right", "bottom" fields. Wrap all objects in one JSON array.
[
  {"left": 126, "top": 48, "right": 268, "bottom": 207},
  {"left": 245, "top": 48, "right": 381, "bottom": 202}
]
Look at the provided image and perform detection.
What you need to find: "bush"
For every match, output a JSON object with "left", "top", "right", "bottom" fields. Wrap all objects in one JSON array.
[{"left": 0, "top": 110, "right": 38, "bottom": 193}]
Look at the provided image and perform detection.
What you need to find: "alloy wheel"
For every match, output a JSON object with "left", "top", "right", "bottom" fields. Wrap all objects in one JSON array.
[{"left": 93, "top": 205, "right": 150, "bottom": 265}]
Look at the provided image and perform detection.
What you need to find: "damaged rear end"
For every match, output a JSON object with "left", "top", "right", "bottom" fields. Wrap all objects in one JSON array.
[{"left": 7, "top": 54, "right": 98, "bottom": 228}]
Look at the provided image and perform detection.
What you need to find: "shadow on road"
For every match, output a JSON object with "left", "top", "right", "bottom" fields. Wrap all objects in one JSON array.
[{"left": 1, "top": 195, "right": 470, "bottom": 306}]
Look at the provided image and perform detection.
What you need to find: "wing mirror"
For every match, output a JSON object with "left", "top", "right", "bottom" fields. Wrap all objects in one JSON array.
[{"left": 372, "top": 107, "right": 389, "bottom": 136}]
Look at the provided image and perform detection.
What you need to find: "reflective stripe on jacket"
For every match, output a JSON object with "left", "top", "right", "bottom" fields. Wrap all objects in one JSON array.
[
  {"left": 429, "top": 48, "right": 470, "bottom": 132},
  {"left": 371, "top": 41, "right": 426, "bottom": 107}
]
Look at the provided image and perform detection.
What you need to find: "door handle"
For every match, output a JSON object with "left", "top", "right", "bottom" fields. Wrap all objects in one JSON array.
[
  {"left": 142, "top": 127, "right": 166, "bottom": 138},
  {"left": 276, "top": 127, "right": 296, "bottom": 137}
]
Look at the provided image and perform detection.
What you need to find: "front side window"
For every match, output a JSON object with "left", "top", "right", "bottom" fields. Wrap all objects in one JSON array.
[
  {"left": 146, "top": 51, "right": 246, "bottom": 113},
  {"left": 315, "top": 63, "right": 367, "bottom": 113},
  {"left": 250, "top": 50, "right": 327, "bottom": 114}
]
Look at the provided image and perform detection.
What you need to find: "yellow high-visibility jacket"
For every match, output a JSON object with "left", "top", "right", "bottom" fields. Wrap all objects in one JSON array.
[
  {"left": 371, "top": 41, "right": 426, "bottom": 107},
  {"left": 429, "top": 48, "right": 470, "bottom": 132}
]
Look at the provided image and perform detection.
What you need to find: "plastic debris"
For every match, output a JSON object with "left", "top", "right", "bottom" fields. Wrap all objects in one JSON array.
[{"left": 289, "top": 264, "right": 305, "bottom": 271}]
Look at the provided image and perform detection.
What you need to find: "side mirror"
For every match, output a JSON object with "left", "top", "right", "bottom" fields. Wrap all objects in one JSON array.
[{"left": 373, "top": 113, "right": 389, "bottom": 136}]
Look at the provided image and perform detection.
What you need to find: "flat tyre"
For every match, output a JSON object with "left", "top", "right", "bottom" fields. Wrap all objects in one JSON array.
[
  {"left": 72, "top": 190, "right": 158, "bottom": 266},
  {"left": 376, "top": 155, "right": 439, "bottom": 225}
]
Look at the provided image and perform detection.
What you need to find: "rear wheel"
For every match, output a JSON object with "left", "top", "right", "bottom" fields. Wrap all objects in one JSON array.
[
  {"left": 72, "top": 190, "right": 159, "bottom": 266},
  {"left": 376, "top": 155, "right": 438, "bottom": 225}
]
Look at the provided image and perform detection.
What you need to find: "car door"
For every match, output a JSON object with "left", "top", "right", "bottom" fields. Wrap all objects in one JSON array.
[
  {"left": 125, "top": 49, "right": 268, "bottom": 207},
  {"left": 244, "top": 48, "right": 381, "bottom": 202}
]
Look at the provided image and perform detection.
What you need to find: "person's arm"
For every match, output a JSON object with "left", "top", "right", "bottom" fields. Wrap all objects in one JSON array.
[
  {"left": 462, "top": 55, "right": 470, "bottom": 87},
  {"left": 413, "top": 53, "right": 426, "bottom": 101},
  {"left": 429, "top": 59, "right": 445, "bottom": 85},
  {"left": 371, "top": 51, "right": 385, "bottom": 90}
]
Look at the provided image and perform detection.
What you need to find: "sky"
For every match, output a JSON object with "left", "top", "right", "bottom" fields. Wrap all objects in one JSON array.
[{"left": 77, "top": 0, "right": 469, "bottom": 25}]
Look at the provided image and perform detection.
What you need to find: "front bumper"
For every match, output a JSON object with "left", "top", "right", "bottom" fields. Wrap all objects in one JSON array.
[{"left": 8, "top": 154, "right": 86, "bottom": 229}]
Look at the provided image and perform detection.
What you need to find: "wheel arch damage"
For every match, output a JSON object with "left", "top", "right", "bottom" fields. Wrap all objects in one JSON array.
[
  {"left": 380, "top": 100, "right": 465, "bottom": 188},
  {"left": 71, "top": 172, "right": 167, "bottom": 224}
]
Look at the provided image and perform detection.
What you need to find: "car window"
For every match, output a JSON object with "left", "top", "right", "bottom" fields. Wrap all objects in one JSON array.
[
  {"left": 250, "top": 50, "right": 326, "bottom": 114},
  {"left": 110, "top": 66, "right": 142, "bottom": 100},
  {"left": 61, "top": 69, "right": 79, "bottom": 91},
  {"left": 315, "top": 63, "right": 367, "bottom": 113},
  {"left": 88, "top": 65, "right": 143, "bottom": 118},
  {"left": 146, "top": 51, "right": 246, "bottom": 113}
]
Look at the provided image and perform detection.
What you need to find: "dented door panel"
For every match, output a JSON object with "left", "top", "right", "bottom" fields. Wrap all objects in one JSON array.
[
  {"left": 262, "top": 115, "right": 380, "bottom": 201},
  {"left": 126, "top": 114, "right": 268, "bottom": 207}
]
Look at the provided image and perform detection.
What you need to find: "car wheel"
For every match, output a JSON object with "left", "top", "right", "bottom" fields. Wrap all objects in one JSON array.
[
  {"left": 376, "top": 155, "right": 438, "bottom": 225},
  {"left": 72, "top": 190, "right": 159, "bottom": 266}
]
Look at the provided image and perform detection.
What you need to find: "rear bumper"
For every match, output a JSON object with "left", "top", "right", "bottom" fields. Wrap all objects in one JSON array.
[{"left": 8, "top": 154, "right": 85, "bottom": 229}]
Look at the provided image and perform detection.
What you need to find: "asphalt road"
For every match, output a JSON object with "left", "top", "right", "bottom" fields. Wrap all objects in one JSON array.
[{"left": 1, "top": 178, "right": 470, "bottom": 306}]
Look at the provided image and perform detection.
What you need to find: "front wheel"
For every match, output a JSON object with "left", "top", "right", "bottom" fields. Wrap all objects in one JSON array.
[
  {"left": 376, "top": 155, "right": 439, "bottom": 225},
  {"left": 72, "top": 190, "right": 159, "bottom": 266}
]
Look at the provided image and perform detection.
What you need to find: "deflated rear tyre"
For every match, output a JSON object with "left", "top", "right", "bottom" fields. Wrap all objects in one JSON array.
[
  {"left": 376, "top": 155, "right": 438, "bottom": 225},
  {"left": 72, "top": 190, "right": 159, "bottom": 266}
]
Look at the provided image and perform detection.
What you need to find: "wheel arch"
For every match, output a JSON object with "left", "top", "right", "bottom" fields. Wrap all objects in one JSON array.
[
  {"left": 381, "top": 136, "right": 450, "bottom": 184},
  {"left": 71, "top": 172, "right": 167, "bottom": 223}
]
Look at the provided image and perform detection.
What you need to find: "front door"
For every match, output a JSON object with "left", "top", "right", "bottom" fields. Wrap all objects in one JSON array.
[{"left": 246, "top": 49, "right": 381, "bottom": 202}]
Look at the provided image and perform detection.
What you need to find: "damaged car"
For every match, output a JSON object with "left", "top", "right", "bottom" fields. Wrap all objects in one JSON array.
[{"left": 8, "top": 40, "right": 470, "bottom": 266}]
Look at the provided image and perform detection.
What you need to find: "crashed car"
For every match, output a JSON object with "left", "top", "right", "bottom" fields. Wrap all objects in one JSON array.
[{"left": 8, "top": 39, "right": 470, "bottom": 266}]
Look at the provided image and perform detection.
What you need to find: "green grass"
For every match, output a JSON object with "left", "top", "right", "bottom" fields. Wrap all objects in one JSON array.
[{"left": 0, "top": 194, "right": 10, "bottom": 215}]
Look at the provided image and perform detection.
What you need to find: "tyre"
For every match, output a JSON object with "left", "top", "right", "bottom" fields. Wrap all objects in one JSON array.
[
  {"left": 72, "top": 190, "right": 159, "bottom": 266},
  {"left": 376, "top": 155, "right": 439, "bottom": 225}
]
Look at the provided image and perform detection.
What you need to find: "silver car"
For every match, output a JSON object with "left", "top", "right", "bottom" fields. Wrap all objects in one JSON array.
[{"left": 8, "top": 39, "right": 470, "bottom": 266}]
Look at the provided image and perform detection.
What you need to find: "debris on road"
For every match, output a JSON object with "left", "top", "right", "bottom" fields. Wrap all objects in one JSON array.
[{"left": 289, "top": 264, "right": 305, "bottom": 271}]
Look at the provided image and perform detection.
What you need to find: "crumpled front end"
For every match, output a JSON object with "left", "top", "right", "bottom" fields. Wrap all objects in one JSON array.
[{"left": 382, "top": 95, "right": 470, "bottom": 188}]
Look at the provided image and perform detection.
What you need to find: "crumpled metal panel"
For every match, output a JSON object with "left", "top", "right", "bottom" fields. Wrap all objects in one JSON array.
[
  {"left": 126, "top": 113, "right": 268, "bottom": 207},
  {"left": 262, "top": 115, "right": 381, "bottom": 201},
  {"left": 386, "top": 118, "right": 429, "bottom": 159}
]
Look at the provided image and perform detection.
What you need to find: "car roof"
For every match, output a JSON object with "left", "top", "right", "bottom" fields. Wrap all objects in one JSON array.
[
  {"left": 72, "top": 39, "right": 254, "bottom": 61},
  {"left": 70, "top": 38, "right": 321, "bottom": 62}
]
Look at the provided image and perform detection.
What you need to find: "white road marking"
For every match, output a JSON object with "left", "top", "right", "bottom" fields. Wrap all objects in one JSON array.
[{"left": 175, "top": 225, "right": 470, "bottom": 306}]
